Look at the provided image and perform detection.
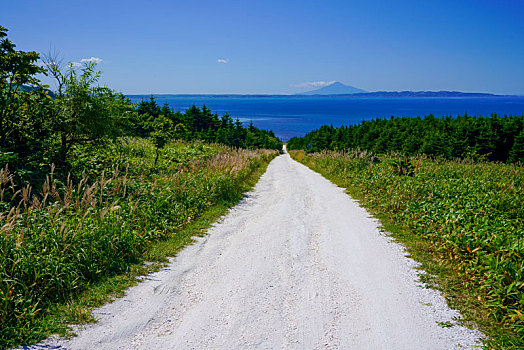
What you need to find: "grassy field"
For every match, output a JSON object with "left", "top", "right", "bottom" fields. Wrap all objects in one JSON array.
[
  {"left": 0, "top": 138, "right": 278, "bottom": 349},
  {"left": 290, "top": 150, "right": 523, "bottom": 349}
]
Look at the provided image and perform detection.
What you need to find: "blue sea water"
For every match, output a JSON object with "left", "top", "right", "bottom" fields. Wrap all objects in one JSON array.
[{"left": 128, "top": 96, "right": 524, "bottom": 141}]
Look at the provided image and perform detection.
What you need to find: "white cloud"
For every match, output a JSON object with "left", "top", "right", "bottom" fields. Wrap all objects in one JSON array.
[
  {"left": 217, "top": 58, "right": 229, "bottom": 64},
  {"left": 70, "top": 62, "right": 82, "bottom": 67},
  {"left": 80, "top": 57, "right": 103, "bottom": 64},
  {"left": 293, "top": 80, "right": 336, "bottom": 88}
]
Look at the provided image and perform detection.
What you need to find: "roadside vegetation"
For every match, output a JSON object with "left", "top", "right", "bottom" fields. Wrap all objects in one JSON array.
[
  {"left": 2, "top": 140, "right": 278, "bottom": 348},
  {"left": 287, "top": 114, "right": 524, "bottom": 163},
  {"left": 290, "top": 149, "right": 523, "bottom": 349},
  {"left": 0, "top": 25, "right": 280, "bottom": 348}
]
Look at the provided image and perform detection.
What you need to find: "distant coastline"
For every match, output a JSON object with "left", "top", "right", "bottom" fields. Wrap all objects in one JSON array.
[{"left": 126, "top": 91, "right": 518, "bottom": 99}]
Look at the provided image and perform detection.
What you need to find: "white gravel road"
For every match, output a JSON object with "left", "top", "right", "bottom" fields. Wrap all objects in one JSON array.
[{"left": 28, "top": 152, "right": 483, "bottom": 349}]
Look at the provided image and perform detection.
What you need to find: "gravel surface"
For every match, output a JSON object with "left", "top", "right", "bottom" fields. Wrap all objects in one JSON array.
[{"left": 25, "top": 152, "right": 483, "bottom": 349}]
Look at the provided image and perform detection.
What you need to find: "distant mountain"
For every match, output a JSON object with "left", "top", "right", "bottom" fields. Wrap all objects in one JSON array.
[{"left": 299, "top": 82, "right": 367, "bottom": 95}]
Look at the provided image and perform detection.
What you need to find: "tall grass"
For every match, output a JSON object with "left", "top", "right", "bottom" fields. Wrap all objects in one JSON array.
[
  {"left": 0, "top": 138, "right": 278, "bottom": 348},
  {"left": 290, "top": 149, "right": 523, "bottom": 349}
]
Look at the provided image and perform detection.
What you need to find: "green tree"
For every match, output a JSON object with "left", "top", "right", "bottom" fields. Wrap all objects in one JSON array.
[
  {"left": 508, "top": 130, "right": 524, "bottom": 163},
  {"left": 131, "top": 96, "right": 161, "bottom": 137},
  {"left": 151, "top": 115, "right": 174, "bottom": 165},
  {"left": 52, "top": 62, "right": 132, "bottom": 163},
  {"left": 173, "top": 123, "right": 188, "bottom": 140},
  {"left": 0, "top": 25, "right": 48, "bottom": 154}
]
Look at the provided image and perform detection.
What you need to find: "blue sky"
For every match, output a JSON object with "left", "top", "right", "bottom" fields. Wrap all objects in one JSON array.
[{"left": 2, "top": 0, "right": 524, "bottom": 94}]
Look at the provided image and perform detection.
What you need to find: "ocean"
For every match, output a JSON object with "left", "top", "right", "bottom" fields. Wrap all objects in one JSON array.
[{"left": 127, "top": 96, "right": 524, "bottom": 141}]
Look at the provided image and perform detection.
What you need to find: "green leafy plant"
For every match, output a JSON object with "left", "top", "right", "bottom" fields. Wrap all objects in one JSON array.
[{"left": 389, "top": 157, "right": 415, "bottom": 176}]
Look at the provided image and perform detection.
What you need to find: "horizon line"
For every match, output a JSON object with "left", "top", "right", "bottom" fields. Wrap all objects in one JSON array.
[{"left": 124, "top": 91, "right": 521, "bottom": 97}]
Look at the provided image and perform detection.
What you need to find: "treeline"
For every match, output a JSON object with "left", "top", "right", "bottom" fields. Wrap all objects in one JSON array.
[
  {"left": 287, "top": 114, "right": 524, "bottom": 163},
  {"left": 132, "top": 97, "right": 282, "bottom": 150},
  {"left": 0, "top": 25, "right": 281, "bottom": 186}
]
